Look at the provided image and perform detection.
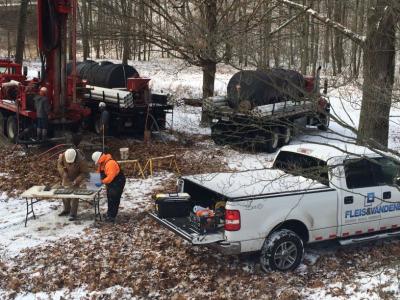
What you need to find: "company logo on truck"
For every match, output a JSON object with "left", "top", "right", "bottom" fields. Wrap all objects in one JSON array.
[{"left": 345, "top": 203, "right": 400, "bottom": 218}]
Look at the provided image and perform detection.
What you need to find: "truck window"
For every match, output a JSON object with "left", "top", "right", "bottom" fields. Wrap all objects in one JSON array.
[
  {"left": 372, "top": 157, "right": 400, "bottom": 186},
  {"left": 273, "top": 151, "right": 329, "bottom": 185},
  {"left": 344, "top": 157, "right": 400, "bottom": 188}
]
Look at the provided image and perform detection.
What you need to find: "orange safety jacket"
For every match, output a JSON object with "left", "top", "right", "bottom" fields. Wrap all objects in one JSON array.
[{"left": 97, "top": 154, "right": 121, "bottom": 184}]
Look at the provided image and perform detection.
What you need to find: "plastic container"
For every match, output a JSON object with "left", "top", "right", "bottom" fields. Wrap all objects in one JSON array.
[
  {"left": 120, "top": 147, "right": 129, "bottom": 160},
  {"left": 88, "top": 172, "right": 101, "bottom": 190}
]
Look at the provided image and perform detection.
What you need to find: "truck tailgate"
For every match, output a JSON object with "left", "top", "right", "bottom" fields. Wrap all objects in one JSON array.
[{"left": 148, "top": 212, "right": 225, "bottom": 245}]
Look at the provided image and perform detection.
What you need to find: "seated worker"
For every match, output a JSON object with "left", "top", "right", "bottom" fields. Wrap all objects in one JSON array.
[
  {"left": 57, "top": 148, "right": 89, "bottom": 221},
  {"left": 92, "top": 151, "right": 126, "bottom": 223}
]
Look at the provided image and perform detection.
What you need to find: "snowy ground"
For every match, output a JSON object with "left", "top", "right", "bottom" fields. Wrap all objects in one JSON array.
[
  {"left": 0, "top": 175, "right": 171, "bottom": 260},
  {"left": 2, "top": 58, "right": 400, "bottom": 299}
]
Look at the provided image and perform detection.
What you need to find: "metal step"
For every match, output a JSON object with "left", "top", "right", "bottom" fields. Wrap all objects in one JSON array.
[{"left": 339, "top": 230, "right": 400, "bottom": 246}]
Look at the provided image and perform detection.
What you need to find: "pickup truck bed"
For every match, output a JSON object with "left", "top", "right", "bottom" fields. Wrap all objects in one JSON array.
[{"left": 149, "top": 213, "right": 227, "bottom": 246}]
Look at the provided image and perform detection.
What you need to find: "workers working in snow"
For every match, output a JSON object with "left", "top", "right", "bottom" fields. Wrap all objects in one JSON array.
[
  {"left": 57, "top": 148, "right": 89, "bottom": 221},
  {"left": 92, "top": 151, "right": 126, "bottom": 223},
  {"left": 34, "top": 87, "right": 50, "bottom": 141}
]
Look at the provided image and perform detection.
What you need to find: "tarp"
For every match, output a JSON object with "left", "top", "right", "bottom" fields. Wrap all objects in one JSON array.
[{"left": 227, "top": 69, "right": 306, "bottom": 109}]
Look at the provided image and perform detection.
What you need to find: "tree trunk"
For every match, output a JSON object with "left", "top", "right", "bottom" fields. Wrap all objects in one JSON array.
[
  {"left": 202, "top": 61, "right": 216, "bottom": 99},
  {"left": 200, "top": 0, "right": 218, "bottom": 126},
  {"left": 333, "top": 0, "right": 344, "bottom": 74},
  {"left": 358, "top": 1, "right": 396, "bottom": 147},
  {"left": 15, "top": 0, "right": 29, "bottom": 64},
  {"left": 351, "top": 0, "right": 359, "bottom": 77},
  {"left": 201, "top": 61, "right": 216, "bottom": 125},
  {"left": 122, "top": 0, "right": 132, "bottom": 64},
  {"left": 81, "top": 0, "right": 90, "bottom": 60},
  {"left": 300, "top": 0, "right": 309, "bottom": 74}
]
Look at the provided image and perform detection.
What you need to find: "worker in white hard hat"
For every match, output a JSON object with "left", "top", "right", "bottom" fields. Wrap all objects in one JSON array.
[
  {"left": 57, "top": 148, "right": 89, "bottom": 221},
  {"left": 98, "top": 102, "right": 110, "bottom": 135},
  {"left": 92, "top": 151, "right": 126, "bottom": 223}
]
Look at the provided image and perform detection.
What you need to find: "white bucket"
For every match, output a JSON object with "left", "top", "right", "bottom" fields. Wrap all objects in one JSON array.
[{"left": 120, "top": 147, "right": 129, "bottom": 160}]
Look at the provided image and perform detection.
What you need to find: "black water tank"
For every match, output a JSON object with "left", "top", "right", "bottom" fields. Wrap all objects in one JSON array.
[
  {"left": 67, "top": 61, "right": 139, "bottom": 89},
  {"left": 227, "top": 69, "right": 305, "bottom": 109}
]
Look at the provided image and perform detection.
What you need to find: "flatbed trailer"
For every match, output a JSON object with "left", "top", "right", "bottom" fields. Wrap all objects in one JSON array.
[
  {"left": 83, "top": 88, "right": 173, "bottom": 135},
  {"left": 204, "top": 96, "right": 329, "bottom": 153}
]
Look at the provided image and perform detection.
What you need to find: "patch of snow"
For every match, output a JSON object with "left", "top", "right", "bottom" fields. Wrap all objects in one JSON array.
[
  {"left": 0, "top": 173, "right": 172, "bottom": 260},
  {"left": 167, "top": 105, "right": 210, "bottom": 135},
  {"left": 303, "top": 267, "right": 400, "bottom": 299},
  {"left": 0, "top": 285, "right": 138, "bottom": 300}
]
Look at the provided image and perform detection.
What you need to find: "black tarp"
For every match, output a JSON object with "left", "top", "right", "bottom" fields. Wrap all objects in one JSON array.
[
  {"left": 67, "top": 61, "right": 139, "bottom": 89},
  {"left": 227, "top": 69, "right": 306, "bottom": 109}
]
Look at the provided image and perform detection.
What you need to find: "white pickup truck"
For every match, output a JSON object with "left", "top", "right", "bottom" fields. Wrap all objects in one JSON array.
[{"left": 150, "top": 143, "right": 400, "bottom": 271}]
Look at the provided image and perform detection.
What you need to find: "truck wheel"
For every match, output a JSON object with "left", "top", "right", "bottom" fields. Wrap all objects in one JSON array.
[
  {"left": 0, "top": 112, "right": 5, "bottom": 136},
  {"left": 6, "top": 116, "right": 18, "bottom": 142},
  {"left": 81, "top": 116, "right": 94, "bottom": 131},
  {"left": 317, "top": 114, "right": 330, "bottom": 131},
  {"left": 211, "top": 124, "right": 225, "bottom": 145},
  {"left": 279, "top": 126, "right": 292, "bottom": 146},
  {"left": 265, "top": 127, "right": 280, "bottom": 153},
  {"left": 260, "top": 229, "right": 304, "bottom": 272}
]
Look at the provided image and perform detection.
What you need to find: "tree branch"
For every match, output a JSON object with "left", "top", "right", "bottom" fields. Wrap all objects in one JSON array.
[{"left": 277, "top": 0, "right": 366, "bottom": 45}]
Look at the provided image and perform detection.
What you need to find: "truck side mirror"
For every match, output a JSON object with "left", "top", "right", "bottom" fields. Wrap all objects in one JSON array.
[{"left": 23, "top": 66, "right": 28, "bottom": 77}]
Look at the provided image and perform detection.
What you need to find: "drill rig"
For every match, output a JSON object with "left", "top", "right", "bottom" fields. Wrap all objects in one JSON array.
[{"left": 0, "top": 0, "right": 89, "bottom": 143}]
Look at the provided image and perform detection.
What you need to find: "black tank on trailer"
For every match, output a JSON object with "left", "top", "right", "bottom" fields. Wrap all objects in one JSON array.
[
  {"left": 227, "top": 69, "right": 306, "bottom": 109},
  {"left": 67, "top": 61, "right": 139, "bottom": 89}
]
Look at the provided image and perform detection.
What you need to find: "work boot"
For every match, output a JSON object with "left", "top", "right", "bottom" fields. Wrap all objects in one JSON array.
[
  {"left": 68, "top": 215, "right": 77, "bottom": 221},
  {"left": 58, "top": 210, "right": 69, "bottom": 217},
  {"left": 105, "top": 217, "right": 115, "bottom": 224}
]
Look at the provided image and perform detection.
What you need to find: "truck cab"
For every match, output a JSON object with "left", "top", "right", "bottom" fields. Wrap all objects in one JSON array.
[{"left": 150, "top": 143, "right": 400, "bottom": 272}]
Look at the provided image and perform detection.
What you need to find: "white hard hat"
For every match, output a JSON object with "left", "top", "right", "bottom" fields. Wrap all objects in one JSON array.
[
  {"left": 65, "top": 148, "right": 77, "bottom": 164},
  {"left": 99, "top": 102, "right": 106, "bottom": 108},
  {"left": 92, "top": 151, "right": 102, "bottom": 164}
]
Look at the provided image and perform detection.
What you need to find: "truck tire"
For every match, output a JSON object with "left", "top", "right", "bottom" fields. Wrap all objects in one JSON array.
[
  {"left": 6, "top": 115, "right": 18, "bottom": 142},
  {"left": 211, "top": 123, "right": 225, "bottom": 145},
  {"left": 265, "top": 127, "right": 280, "bottom": 153},
  {"left": 279, "top": 126, "right": 292, "bottom": 146},
  {"left": 0, "top": 111, "right": 5, "bottom": 137},
  {"left": 81, "top": 116, "right": 94, "bottom": 131},
  {"left": 259, "top": 229, "right": 304, "bottom": 272},
  {"left": 317, "top": 114, "right": 330, "bottom": 131}
]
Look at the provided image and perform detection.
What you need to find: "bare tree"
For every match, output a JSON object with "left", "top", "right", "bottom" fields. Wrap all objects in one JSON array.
[
  {"left": 15, "top": 0, "right": 29, "bottom": 64},
  {"left": 278, "top": 0, "right": 398, "bottom": 148}
]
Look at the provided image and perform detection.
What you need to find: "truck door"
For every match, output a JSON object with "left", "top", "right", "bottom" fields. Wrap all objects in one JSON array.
[
  {"left": 339, "top": 158, "right": 382, "bottom": 237},
  {"left": 373, "top": 157, "right": 400, "bottom": 230}
]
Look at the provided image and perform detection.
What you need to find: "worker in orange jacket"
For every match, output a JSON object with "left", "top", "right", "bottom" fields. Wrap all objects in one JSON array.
[{"left": 92, "top": 152, "right": 126, "bottom": 223}]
